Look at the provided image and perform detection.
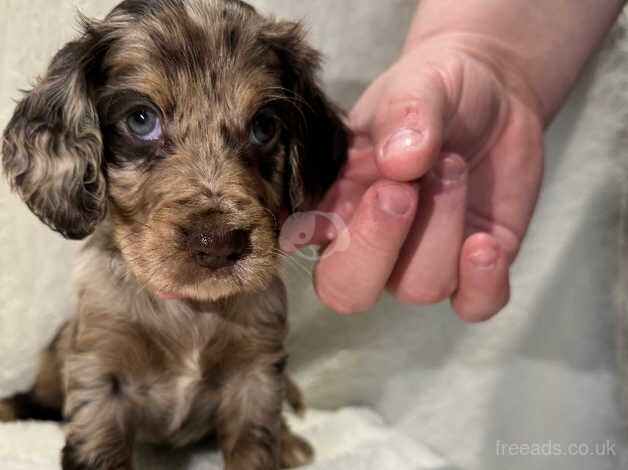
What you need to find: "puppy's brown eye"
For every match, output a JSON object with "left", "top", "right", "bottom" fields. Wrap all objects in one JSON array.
[
  {"left": 127, "top": 108, "right": 162, "bottom": 141},
  {"left": 250, "top": 112, "right": 279, "bottom": 146}
]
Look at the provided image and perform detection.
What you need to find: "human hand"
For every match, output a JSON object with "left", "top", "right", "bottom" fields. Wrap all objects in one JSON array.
[{"left": 292, "top": 34, "right": 544, "bottom": 321}]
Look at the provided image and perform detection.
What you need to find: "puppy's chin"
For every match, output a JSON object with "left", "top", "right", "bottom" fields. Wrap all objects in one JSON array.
[
  {"left": 127, "top": 249, "right": 281, "bottom": 302},
  {"left": 167, "top": 258, "right": 280, "bottom": 302}
]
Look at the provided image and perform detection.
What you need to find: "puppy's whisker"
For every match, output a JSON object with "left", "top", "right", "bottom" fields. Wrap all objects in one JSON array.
[
  {"left": 270, "top": 248, "right": 313, "bottom": 279},
  {"left": 261, "top": 207, "right": 279, "bottom": 230}
]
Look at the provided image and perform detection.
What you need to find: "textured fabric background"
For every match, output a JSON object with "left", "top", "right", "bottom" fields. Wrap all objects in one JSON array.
[{"left": 1, "top": 1, "right": 628, "bottom": 469}]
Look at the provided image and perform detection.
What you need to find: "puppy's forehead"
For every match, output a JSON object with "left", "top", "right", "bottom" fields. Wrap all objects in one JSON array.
[{"left": 104, "top": 0, "right": 280, "bottom": 112}]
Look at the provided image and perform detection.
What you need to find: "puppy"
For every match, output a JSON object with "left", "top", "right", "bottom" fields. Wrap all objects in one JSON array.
[{"left": 0, "top": 1, "right": 347, "bottom": 469}]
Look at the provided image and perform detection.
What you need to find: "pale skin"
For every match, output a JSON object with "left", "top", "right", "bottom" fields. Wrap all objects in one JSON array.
[{"left": 303, "top": 0, "right": 627, "bottom": 321}]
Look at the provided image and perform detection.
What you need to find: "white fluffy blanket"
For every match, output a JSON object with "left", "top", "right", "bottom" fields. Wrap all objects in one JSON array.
[
  {"left": 1, "top": 1, "right": 628, "bottom": 469},
  {"left": 0, "top": 409, "right": 453, "bottom": 470}
]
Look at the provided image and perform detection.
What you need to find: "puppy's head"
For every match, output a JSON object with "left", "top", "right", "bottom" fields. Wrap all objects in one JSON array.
[{"left": 2, "top": 0, "right": 347, "bottom": 301}]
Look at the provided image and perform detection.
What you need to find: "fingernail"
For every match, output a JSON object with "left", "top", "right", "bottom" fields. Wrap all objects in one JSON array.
[
  {"left": 433, "top": 154, "right": 467, "bottom": 182},
  {"left": 381, "top": 128, "right": 423, "bottom": 160},
  {"left": 469, "top": 246, "right": 499, "bottom": 269},
  {"left": 375, "top": 185, "right": 413, "bottom": 216}
]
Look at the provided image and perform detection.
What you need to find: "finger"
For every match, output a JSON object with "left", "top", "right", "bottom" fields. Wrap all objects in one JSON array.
[
  {"left": 466, "top": 108, "right": 544, "bottom": 263},
  {"left": 388, "top": 153, "right": 468, "bottom": 304},
  {"left": 313, "top": 181, "right": 419, "bottom": 313},
  {"left": 451, "top": 233, "right": 510, "bottom": 322},
  {"left": 279, "top": 137, "right": 381, "bottom": 253},
  {"left": 341, "top": 134, "right": 380, "bottom": 186},
  {"left": 352, "top": 64, "right": 448, "bottom": 182},
  {"left": 279, "top": 178, "right": 366, "bottom": 252}
]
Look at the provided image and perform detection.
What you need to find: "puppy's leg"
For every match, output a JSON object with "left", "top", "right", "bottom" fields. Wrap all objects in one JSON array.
[
  {"left": 280, "top": 418, "right": 314, "bottom": 469},
  {"left": 60, "top": 335, "right": 135, "bottom": 470},
  {"left": 62, "top": 437, "right": 131, "bottom": 470},
  {"left": 0, "top": 399, "right": 17, "bottom": 421},
  {"left": 61, "top": 375, "right": 133, "bottom": 470},
  {"left": 280, "top": 376, "right": 314, "bottom": 467},
  {"left": 284, "top": 376, "right": 305, "bottom": 416},
  {"left": 0, "top": 392, "right": 62, "bottom": 422},
  {"left": 0, "top": 323, "right": 68, "bottom": 422},
  {"left": 218, "top": 367, "right": 283, "bottom": 470}
]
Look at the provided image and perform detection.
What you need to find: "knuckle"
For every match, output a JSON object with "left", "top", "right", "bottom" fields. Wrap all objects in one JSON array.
[
  {"left": 351, "top": 228, "right": 389, "bottom": 255},
  {"left": 351, "top": 216, "right": 406, "bottom": 257}
]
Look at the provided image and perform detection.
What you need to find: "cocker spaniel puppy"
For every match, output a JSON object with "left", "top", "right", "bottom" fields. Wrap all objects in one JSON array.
[{"left": 0, "top": 0, "right": 347, "bottom": 469}]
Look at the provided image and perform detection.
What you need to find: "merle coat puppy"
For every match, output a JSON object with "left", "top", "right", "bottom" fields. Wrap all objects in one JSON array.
[{"left": 0, "top": 1, "right": 347, "bottom": 469}]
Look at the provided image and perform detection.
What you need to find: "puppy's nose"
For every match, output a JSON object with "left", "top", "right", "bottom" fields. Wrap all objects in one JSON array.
[{"left": 187, "top": 228, "right": 250, "bottom": 270}]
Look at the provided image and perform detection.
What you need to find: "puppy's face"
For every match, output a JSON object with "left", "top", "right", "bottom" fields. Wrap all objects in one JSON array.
[{"left": 2, "top": 0, "right": 347, "bottom": 301}]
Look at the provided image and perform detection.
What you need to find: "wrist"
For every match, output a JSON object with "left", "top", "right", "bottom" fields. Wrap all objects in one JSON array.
[{"left": 404, "top": 0, "right": 626, "bottom": 126}]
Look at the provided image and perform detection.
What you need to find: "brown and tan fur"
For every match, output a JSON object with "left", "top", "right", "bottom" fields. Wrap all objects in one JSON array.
[{"left": 0, "top": 1, "right": 347, "bottom": 469}]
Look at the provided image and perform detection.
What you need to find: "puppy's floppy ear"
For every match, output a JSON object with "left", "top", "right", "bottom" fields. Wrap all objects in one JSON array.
[
  {"left": 2, "top": 24, "right": 108, "bottom": 240},
  {"left": 263, "top": 20, "right": 348, "bottom": 212}
]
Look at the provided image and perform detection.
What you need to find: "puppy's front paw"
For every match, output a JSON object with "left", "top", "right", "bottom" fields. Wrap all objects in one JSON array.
[
  {"left": 62, "top": 444, "right": 132, "bottom": 470},
  {"left": 62, "top": 445, "right": 89, "bottom": 470},
  {"left": 0, "top": 399, "right": 17, "bottom": 421},
  {"left": 280, "top": 427, "right": 314, "bottom": 469}
]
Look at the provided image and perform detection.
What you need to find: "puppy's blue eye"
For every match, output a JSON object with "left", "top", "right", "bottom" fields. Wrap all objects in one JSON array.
[
  {"left": 127, "top": 108, "right": 162, "bottom": 140},
  {"left": 250, "top": 112, "right": 279, "bottom": 146}
]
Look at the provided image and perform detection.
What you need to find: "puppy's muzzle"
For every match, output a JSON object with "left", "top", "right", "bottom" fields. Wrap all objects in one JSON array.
[{"left": 186, "top": 226, "right": 250, "bottom": 270}]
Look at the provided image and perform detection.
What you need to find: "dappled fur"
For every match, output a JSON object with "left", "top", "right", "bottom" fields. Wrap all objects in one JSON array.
[{"left": 1, "top": 1, "right": 347, "bottom": 469}]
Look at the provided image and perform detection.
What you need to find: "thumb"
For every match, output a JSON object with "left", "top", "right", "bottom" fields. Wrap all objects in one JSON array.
[{"left": 351, "top": 63, "right": 449, "bottom": 182}]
